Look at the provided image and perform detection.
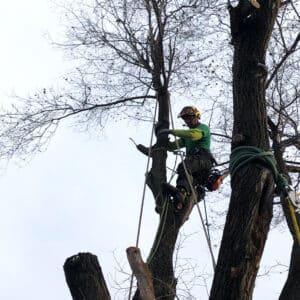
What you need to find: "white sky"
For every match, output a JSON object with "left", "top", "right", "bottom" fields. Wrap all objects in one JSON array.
[{"left": 0, "top": 1, "right": 293, "bottom": 299}]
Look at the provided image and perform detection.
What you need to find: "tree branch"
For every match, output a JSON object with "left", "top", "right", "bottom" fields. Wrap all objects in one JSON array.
[
  {"left": 126, "top": 247, "right": 155, "bottom": 300},
  {"left": 266, "top": 33, "right": 300, "bottom": 89},
  {"left": 64, "top": 253, "right": 111, "bottom": 300},
  {"left": 286, "top": 165, "right": 300, "bottom": 173}
]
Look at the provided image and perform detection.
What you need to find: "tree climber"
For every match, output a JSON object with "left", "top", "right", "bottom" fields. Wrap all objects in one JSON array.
[{"left": 137, "top": 106, "right": 215, "bottom": 211}]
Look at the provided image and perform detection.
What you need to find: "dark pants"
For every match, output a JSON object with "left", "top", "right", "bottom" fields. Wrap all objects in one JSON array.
[{"left": 176, "top": 150, "right": 214, "bottom": 193}]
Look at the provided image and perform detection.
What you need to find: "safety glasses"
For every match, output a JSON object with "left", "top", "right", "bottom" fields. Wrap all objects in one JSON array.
[{"left": 181, "top": 114, "right": 195, "bottom": 120}]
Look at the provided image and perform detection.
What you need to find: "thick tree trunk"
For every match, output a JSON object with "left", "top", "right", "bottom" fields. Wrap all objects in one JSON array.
[
  {"left": 64, "top": 253, "right": 111, "bottom": 300},
  {"left": 280, "top": 242, "right": 300, "bottom": 300},
  {"left": 268, "top": 115, "right": 300, "bottom": 298},
  {"left": 210, "top": 1, "right": 280, "bottom": 299},
  {"left": 279, "top": 190, "right": 300, "bottom": 298},
  {"left": 210, "top": 167, "right": 274, "bottom": 299},
  {"left": 145, "top": 90, "right": 170, "bottom": 212}
]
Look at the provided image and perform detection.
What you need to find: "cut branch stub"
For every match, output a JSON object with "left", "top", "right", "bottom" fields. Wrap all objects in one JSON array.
[
  {"left": 126, "top": 247, "right": 155, "bottom": 300},
  {"left": 64, "top": 252, "right": 111, "bottom": 300}
]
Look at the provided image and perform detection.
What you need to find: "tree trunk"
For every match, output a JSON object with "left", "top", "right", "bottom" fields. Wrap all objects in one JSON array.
[
  {"left": 278, "top": 180, "right": 300, "bottom": 298},
  {"left": 268, "top": 114, "right": 300, "bottom": 298},
  {"left": 210, "top": 1, "right": 280, "bottom": 299},
  {"left": 64, "top": 252, "right": 111, "bottom": 300},
  {"left": 280, "top": 242, "right": 300, "bottom": 300}
]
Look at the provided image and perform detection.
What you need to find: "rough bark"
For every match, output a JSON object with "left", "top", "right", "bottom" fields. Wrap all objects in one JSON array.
[
  {"left": 64, "top": 252, "right": 111, "bottom": 300},
  {"left": 145, "top": 90, "right": 170, "bottom": 212},
  {"left": 279, "top": 200, "right": 300, "bottom": 299},
  {"left": 210, "top": 167, "right": 274, "bottom": 299},
  {"left": 280, "top": 242, "right": 300, "bottom": 300},
  {"left": 268, "top": 111, "right": 300, "bottom": 298},
  {"left": 210, "top": 1, "right": 280, "bottom": 299}
]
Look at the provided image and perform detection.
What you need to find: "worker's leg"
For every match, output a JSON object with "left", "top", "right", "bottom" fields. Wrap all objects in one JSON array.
[
  {"left": 176, "top": 154, "right": 212, "bottom": 191},
  {"left": 164, "top": 152, "right": 214, "bottom": 210},
  {"left": 177, "top": 153, "right": 214, "bottom": 201}
]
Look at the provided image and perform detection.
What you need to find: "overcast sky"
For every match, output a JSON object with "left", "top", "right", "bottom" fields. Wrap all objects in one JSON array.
[{"left": 0, "top": 1, "right": 293, "bottom": 299}]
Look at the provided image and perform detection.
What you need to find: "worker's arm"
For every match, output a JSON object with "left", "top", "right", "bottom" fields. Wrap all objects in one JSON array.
[
  {"left": 172, "top": 128, "right": 203, "bottom": 141},
  {"left": 167, "top": 138, "right": 185, "bottom": 151}
]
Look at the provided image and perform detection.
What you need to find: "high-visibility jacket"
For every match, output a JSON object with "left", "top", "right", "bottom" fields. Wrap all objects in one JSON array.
[{"left": 167, "top": 123, "right": 211, "bottom": 156}]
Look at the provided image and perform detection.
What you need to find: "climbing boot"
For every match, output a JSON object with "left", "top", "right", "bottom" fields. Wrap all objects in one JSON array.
[
  {"left": 162, "top": 183, "right": 187, "bottom": 211},
  {"left": 249, "top": 0, "right": 260, "bottom": 8}
]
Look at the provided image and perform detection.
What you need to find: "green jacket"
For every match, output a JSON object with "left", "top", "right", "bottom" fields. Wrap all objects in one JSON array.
[{"left": 167, "top": 123, "right": 211, "bottom": 156}]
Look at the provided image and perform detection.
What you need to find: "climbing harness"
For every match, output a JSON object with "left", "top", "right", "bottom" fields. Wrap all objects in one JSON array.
[
  {"left": 173, "top": 149, "right": 227, "bottom": 194},
  {"left": 173, "top": 146, "right": 228, "bottom": 199}
]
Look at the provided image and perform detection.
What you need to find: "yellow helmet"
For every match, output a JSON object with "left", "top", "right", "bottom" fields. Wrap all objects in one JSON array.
[{"left": 178, "top": 106, "right": 201, "bottom": 119}]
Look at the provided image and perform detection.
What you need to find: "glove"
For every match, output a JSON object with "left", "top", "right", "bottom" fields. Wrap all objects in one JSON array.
[
  {"left": 136, "top": 144, "right": 152, "bottom": 156},
  {"left": 157, "top": 129, "right": 173, "bottom": 136}
]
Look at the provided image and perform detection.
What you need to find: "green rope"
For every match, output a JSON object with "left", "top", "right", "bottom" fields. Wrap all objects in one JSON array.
[
  {"left": 229, "top": 146, "right": 288, "bottom": 193},
  {"left": 147, "top": 197, "right": 169, "bottom": 264}
]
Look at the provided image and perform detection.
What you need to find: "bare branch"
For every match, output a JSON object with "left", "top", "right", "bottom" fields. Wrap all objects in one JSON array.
[
  {"left": 266, "top": 33, "right": 300, "bottom": 89},
  {"left": 286, "top": 165, "right": 300, "bottom": 173}
]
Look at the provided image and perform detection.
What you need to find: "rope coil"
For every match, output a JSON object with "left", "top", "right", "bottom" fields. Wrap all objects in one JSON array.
[{"left": 229, "top": 146, "right": 288, "bottom": 193}]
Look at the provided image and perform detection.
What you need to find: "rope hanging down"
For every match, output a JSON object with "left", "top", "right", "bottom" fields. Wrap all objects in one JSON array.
[{"left": 128, "top": 101, "right": 158, "bottom": 300}]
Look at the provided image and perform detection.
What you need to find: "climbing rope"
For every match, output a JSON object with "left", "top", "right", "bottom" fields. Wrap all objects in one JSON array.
[
  {"left": 146, "top": 198, "right": 169, "bottom": 264},
  {"left": 229, "top": 146, "right": 288, "bottom": 193},
  {"left": 169, "top": 101, "right": 217, "bottom": 271},
  {"left": 229, "top": 146, "right": 300, "bottom": 245},
  {"left": 203, "top": 193, "right": 212, "bottom": 243},
  {"left": 128, "top": 101, "right": 158, "bottom": 300}
]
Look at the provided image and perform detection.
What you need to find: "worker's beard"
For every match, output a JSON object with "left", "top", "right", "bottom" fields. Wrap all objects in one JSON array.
[
  {"left": 183, "top": 119, "right": 199, "bottom": 128},
  {"left": 188, "top": 122, "right": 199, "bottom": 128}
]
